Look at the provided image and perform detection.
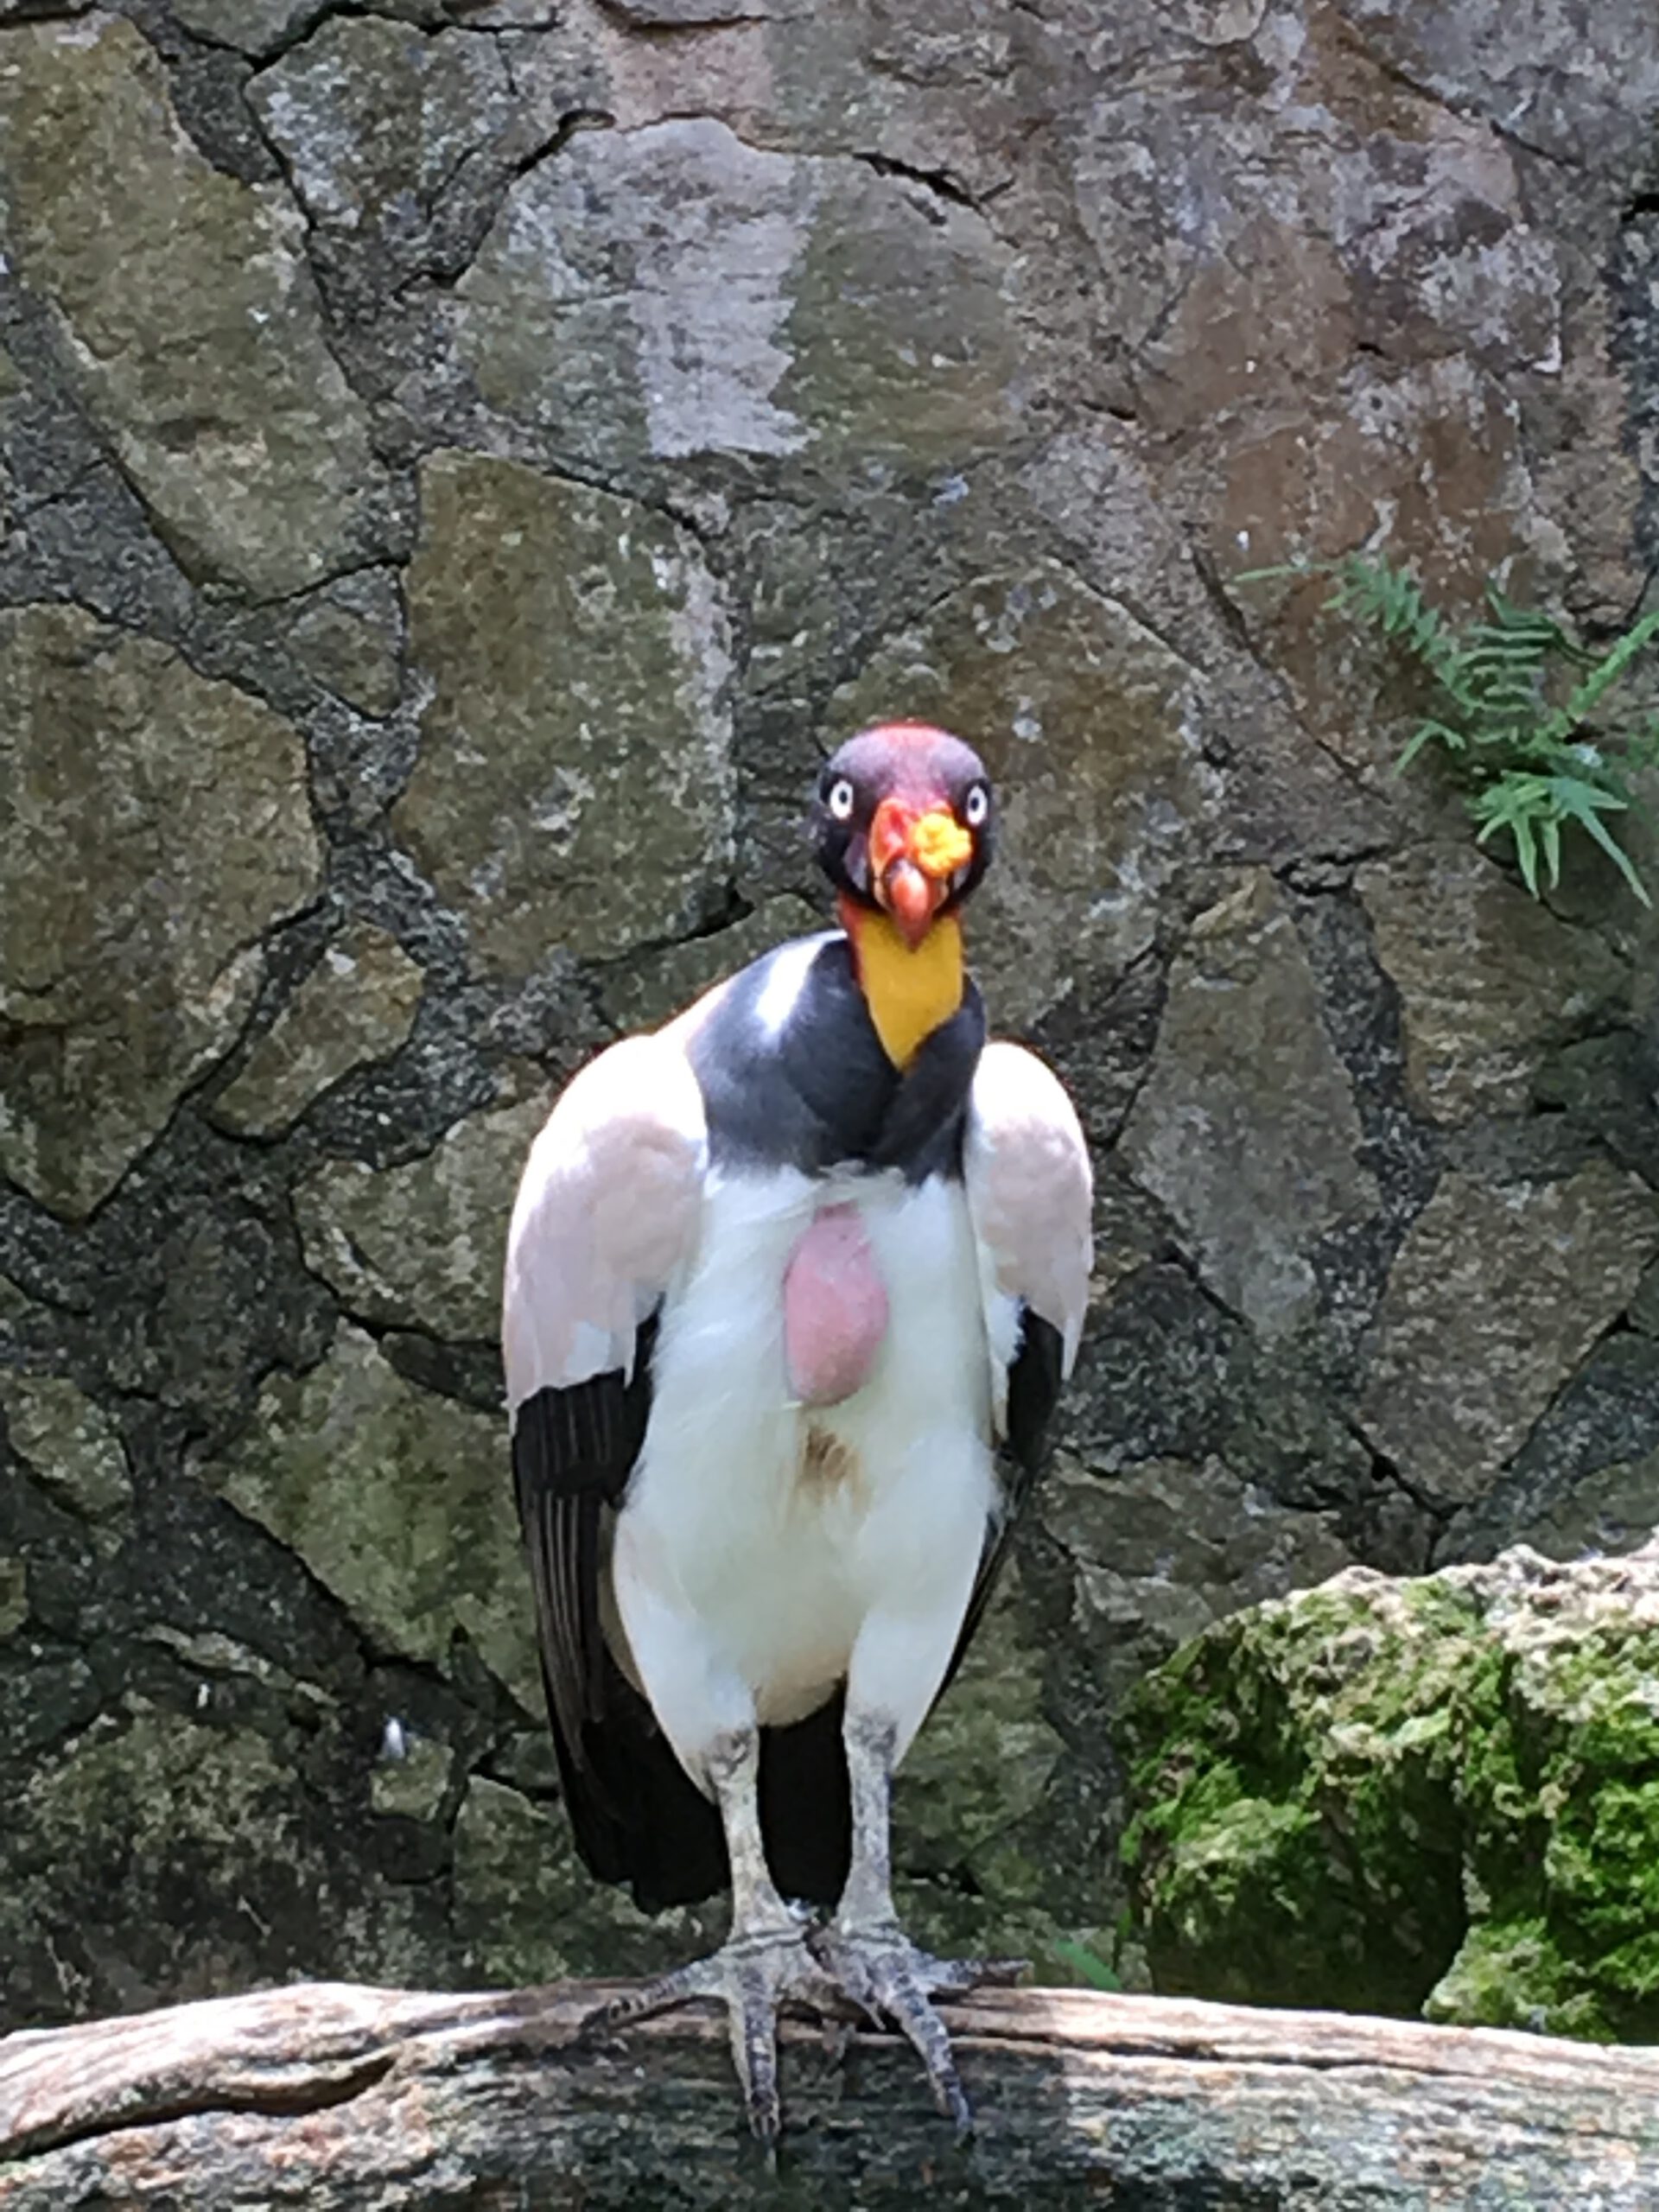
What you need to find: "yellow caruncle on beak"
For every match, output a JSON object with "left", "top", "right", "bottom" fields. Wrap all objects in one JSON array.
[{"left": 910, "top": 810, "right": 974, "bottom": 880}]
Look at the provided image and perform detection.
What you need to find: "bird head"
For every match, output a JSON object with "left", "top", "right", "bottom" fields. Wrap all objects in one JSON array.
[{"left": 809, "top": 722, "right": 995, "bottom": 951}]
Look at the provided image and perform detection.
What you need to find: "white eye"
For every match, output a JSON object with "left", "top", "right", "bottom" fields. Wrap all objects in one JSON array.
[
  {"left": 964, "top": 783, "right": 989, "bottom": 826},
  {"left": 827, "top": 778, "right": 856, "bottom": 822}
]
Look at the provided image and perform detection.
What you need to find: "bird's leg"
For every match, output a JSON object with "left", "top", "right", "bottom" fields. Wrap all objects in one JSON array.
[
  {"left": 810, "top": 1707, "right": 1025, "bottom": 2133},
  {"left": 583, "top": 1726, "right": 838, "bottom": 2144}
]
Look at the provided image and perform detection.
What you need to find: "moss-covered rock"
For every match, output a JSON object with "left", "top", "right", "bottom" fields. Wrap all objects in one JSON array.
[{"left": 1122, "top": 1546, "right": 1659, "bottom": 2041}]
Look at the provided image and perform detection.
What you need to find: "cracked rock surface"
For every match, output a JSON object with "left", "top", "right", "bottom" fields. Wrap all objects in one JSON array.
[{"left": 1, "top": 0, "right": 1657, "bottom": 2031}]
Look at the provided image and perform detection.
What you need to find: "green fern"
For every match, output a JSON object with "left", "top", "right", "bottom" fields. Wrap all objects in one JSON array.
[
  {"left": 1237, "top": 553, "right": 1659, "bottom": 906},
  {"left": 1049, "top": 1936, "right": 1122, "bottom": 1992}
]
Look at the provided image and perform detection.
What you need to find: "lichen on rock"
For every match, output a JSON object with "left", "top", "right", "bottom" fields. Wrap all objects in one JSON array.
[
  {"left": 0, "top": 1556, "right": 28, "bottom": 1640},
  {"left": 202, "top": 1325, "right": 539, "bottom": 1713},
  {"left": 0, "top": 606, "right": 323, "bottom": 1217},
  {"left": 0, "top": 16, "right": 391, "bottom": 597},
  {"left": 1121, "top": 871, "right": 1377, "bottom": 1337},
  {"left": 395, "top": 453, "right": 736, "bottom": 976},
  {"left": 0, "top": 1372, "right": 131, "bottom": 1558},
  {"left": 1122, "top": 1545, "right": 1659, "bottom": 2040},
  {"left": 210, "top": 922, "right": 425, "bottom": 1139},
  {"left": 296, "top": 1084, "right": 549, "bottom": 1340}
]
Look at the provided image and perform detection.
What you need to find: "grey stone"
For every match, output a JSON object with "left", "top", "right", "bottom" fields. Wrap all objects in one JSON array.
[
  {"left": 395, "top": 453, "right": 736, "bottom": 976},
  {"left": 248, "top": 18, "right": 517, "bottom": 238},
  {"left": 1359, "top": 845, "right": 1630, "bottom": 1123},
  {"left": 1068, "top": 31, "right": 1560, "bottom": 442},
  {"left": 1324, "top": 112, "right": 1560, "bottom": 380},
  {"left": 211, "top": 923, "right": 425, "bottom": 1138},
  {"left": 1509, "top": 1452, "right": 1659, "bottom": 1563},
  {"left": 0, "top": 1556, "right": 27, "bottom": 1640},
  {"left": 206, "top": 1325, "right": 538, "bottom": 1710},
  {"left": 170, "top": 0, "right": 321, "bottom": 54},
  {"left": 296, "top": 1084, "right": 549, "bottom": 1340},
  {"left": 370, "top": 1732, "right": 452, "bottom": 1822},
  {"left": 0, "top": 607, "right": 322, "bottom": 1217},
  {"left": 285, "top": 569, "right": 404, "bottom": 716},
  {"left": 1042, "top": 1452, "right": 1357, "bottom": 1714},
  {"left": 454, "top": 118, "right": 1014, "bottom": 472},
  {"left": 140, "top": 1625, "right": 334, "bottom": 1710},
  {"left": 1333, "top": 0, "right": 1659, "bottom": 177},
  {"left": 486, "top": 1728, "right": 562, "bottom": 1795},
  {"left": 899, "top": 1566, "right": 1064, "bottom": 1869},
  {"left": 0, "top": 343, "right": 22, "bottom": 537},
  {"left": 0, "top": 16, "right": 389, "bottom": 598},
  {"left": 1197, "top": 358, "right": 1539, "bottom": 753},
  {"left": 0, "top": 1373, "right": 131, "bottom": 1528},
  {"left": 1360, "top": 1166, "right": 1659, "bottom": 1506},
  {"left": 0, "top": 1705, "right": 435, "bottom": 2024},
  {"left": 1122, "top": 873, "right": 1377, "bottom": 1336},
  {"left": 598, "top": 896, "right": 823, "bottom": 1034},
  {"left": 1437, "top": 1333, "right": 1659, "bottom": 1567},
  {"left": 825, "top": 564, "right": 1219, "bottom": 1028},
  {"left": 451, "top": 1777, "right": 696, "bottom": 1985},
  {"left": 603, "top": 0, "right": 786, "bottom": 19}
]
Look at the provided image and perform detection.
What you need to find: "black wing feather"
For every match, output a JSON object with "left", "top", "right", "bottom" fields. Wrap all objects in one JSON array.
[
  {"left": 512, "top": 1318, "right": 726, "bottom": 1904},
  {"left": 938, "top": 1306, "right": 1065, "bottom": 1697},
  {"left": 512, "top": 1314, "right": 851, "bottom": 1910}
]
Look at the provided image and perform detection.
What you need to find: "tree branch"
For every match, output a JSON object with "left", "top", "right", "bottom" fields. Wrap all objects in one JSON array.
[{"left": 3, "top": 1980, "right": 1656, "bottom": 2207}]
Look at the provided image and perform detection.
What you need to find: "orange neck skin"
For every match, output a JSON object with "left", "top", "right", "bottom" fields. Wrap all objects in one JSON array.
[{"left": 838, "top": 892, "right": 965, "bottom": 1071}]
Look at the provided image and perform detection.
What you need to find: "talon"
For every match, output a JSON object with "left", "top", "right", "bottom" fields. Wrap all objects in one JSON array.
[
  {"left": 593, "top": 1925, "right": 835, "bottom": 2143},
  {"left": 579, "top": 1955, "right": 724, "bottom": 2040},
  {"left": 811, "top": 1923, "right": 1005, "bottom": 2127}
]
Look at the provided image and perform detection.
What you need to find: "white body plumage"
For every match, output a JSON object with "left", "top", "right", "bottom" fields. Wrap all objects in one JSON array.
[{"left": 613, "top": 1164, "right": 1002, "bottom": 1783}]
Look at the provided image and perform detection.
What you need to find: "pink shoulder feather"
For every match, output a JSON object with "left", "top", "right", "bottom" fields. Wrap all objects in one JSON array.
[
  {"left": 502, "top": 1032, "right": 706, "bottom": 1414},
  {"left": 964, "top": 1041, "right": 1093, "bottom": 1376}
]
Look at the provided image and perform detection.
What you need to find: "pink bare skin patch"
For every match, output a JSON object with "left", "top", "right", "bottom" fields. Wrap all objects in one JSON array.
[{"left": 782, "top": 1203, "right": 888, "bottom": 1407}]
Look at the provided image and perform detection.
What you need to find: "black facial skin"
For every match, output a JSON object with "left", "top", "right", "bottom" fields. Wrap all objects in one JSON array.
[{"left": 807, "top": 725, "right": 997, "bottom": 916}]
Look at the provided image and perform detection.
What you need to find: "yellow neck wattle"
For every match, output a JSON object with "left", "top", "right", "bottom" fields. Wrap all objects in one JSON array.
[{"left": 847, "top": 908, "right": 964, "bottom": 1070}]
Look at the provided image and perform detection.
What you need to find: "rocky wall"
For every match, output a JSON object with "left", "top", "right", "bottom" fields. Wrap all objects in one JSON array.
[{"left": 1, "top": 0, "right": 1657, "bottom": 2026}]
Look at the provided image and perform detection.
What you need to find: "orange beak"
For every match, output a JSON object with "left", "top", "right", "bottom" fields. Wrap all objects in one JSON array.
[{"left": 868, "top": 798, "right": 975, "bottom": 950}]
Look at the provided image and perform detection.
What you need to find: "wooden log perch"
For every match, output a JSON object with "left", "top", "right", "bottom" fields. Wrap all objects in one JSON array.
[{"left": 3, "top": 1980, "right": 1657, "bottom": 2209}]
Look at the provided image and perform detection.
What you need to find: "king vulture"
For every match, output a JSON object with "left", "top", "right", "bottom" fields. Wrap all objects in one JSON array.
[{"left": 504, "top": 721, "right": 1092, "bottom": 2140}]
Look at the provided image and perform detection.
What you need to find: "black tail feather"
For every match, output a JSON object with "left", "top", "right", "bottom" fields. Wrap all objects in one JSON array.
[{"left": 552, "top": 1675, "right": 851, "bottom": 1913}]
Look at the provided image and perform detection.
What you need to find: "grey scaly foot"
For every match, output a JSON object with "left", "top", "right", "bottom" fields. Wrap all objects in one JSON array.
[
  {"left": 583, "top": 1922, "right": 842, "bottom": 2145},
  {"left": 810, "top": 1923, "right": 1026, "bottom": 2133}
]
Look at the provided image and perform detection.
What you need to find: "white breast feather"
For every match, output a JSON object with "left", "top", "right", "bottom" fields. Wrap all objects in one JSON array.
[{"left": 610, "top": 1168, "right": 995, "bottom": 1770}]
